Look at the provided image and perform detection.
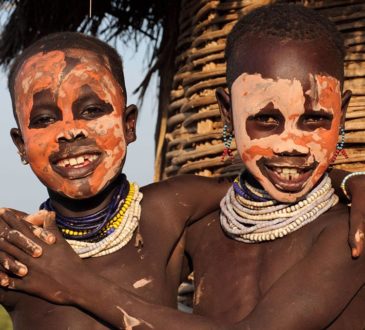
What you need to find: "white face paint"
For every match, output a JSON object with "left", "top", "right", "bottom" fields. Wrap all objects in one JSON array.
[{"left": 231, "top": 73, "right": 342, "bottom": 202}]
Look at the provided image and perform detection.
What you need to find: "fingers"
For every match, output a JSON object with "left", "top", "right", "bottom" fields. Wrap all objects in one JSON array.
[
  {"left": 24, "top": 210, "right": 49, "bottom": 226},
  {"left": 25, "top": 210, "right": 56, "bottom": 245},
  {"left": 7, "top": 230, "right": 42, "bottom": 258},
  {"left": 0, "top": 271, "right": 9, "bottom": 287},
  {"left": 43, "top": 212, "right": 60, "bottom": 241},
  {"left": 0, "top": 251, "right": 28, "bottom": 277},
  {"left": 0, "top": 210, "right": 43, "bottom": 257},
  {"left": 31, "top": 225, "right": 56, "bottom": 245},
  {"left": 0, "top": 237, "right": 31, "bottom": 265},
  {"left": 348, "top": 208, "right": 364, "bottom": 258}
]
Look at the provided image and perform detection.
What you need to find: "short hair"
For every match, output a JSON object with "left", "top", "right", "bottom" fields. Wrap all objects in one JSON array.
[
  {"left": 8, "top": 32, "right": 126, "bottom": 124},
  {"left": 225, "top": 4, "right": 345, "bottom": 88}
]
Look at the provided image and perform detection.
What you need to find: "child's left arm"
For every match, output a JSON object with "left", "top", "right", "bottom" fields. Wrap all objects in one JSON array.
[{"left": 328, "top": 169, "right": 365, "bottom": 257}]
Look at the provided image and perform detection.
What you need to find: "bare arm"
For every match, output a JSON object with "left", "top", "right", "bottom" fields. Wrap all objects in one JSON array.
[
  {"left": 328, "top": 169, "right": 365, "bottom": 257},
  {"left": 143, "top": 174, "right": 231, "bottom": 227},
  {"left": 3, "top": 211, "right": 365, "bottom": 330}
]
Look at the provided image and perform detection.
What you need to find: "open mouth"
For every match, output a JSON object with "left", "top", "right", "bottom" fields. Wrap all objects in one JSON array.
[
  {"left": 51, "top": 152, "right": 103, "bottom": 179},
  {"left": 56, "top": 154, "right": 100, "bottom": 169},
  {"left": 264, "top": 164, "right": 314, "bottom": 192}
]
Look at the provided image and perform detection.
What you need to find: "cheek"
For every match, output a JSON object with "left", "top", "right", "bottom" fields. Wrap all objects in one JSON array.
[
  {"left": 241, "top": 145, "right": 274, "bottom": 163},
  {"left": 86, "top": 115, "right": 126, "bottom": 160},
  {"left": 24, "top": 128, "right": 58, "bottom": 156},
  {"left": 23, "top": 129, "right": 59, "bottom": 173}
]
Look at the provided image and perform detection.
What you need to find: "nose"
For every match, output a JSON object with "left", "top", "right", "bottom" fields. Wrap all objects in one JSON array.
[
  {"left": 274, "top": 150, "right": 308, "bottom": 158},
  {"left": 273, "top": 131, "right": 310, "bottom": 156},
  {"left": 56, "top": 128, "right": 88, "bottom": 143}
]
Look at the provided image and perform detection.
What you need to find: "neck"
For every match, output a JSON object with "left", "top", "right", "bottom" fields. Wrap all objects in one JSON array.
[{"left": 47, "top": 174, "right": 123, "bottom": 218}]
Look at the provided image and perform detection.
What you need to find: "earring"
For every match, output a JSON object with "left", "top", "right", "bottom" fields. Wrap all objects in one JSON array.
[
  {"left": 18, "top": 151, "right": 29, "bottom": 165},
  {"left": 331, "top": 127, "right": 348, "bottom": 163},
  {"left": 221, "top": 124, "right": 234, "bottom": 162}
]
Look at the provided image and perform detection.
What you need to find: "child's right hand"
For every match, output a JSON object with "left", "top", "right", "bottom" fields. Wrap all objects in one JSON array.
[{"left": 0, "top": 208, "right": 55, "bottom": 284}]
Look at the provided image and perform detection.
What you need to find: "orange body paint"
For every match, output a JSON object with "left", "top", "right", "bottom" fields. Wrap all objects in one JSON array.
[{"left": 14, "top": 50, "right": 127, "bottom": 198}]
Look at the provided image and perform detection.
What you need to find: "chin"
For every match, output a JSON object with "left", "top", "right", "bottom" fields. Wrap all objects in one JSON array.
[{"left": 260, "top": 178, "right": 312, "bottom": 204}]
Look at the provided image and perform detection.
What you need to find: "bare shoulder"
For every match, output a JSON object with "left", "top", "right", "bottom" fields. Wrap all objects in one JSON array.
[
  {"left": 312, "top": 202, "right": 365, "bottom": 271},
  {"left": 141, "top": 175, "right": 230, "bottom": 194},
  {"left": 317, "top": 202, "right": 349, "bottom": 238}
]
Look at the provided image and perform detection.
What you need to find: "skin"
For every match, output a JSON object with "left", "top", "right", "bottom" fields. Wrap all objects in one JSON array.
[
  {"left": 0, "top": 46, "right": 230, "bottom": 329},
  {"left": 12, "top": 49, "right": 130, "bottom": 199},
  {"left": 1, "top": 34, "right": 365, "bottom": 329},
  {"left": 231, "top": 72, "right": 342, "bottom": 202}
]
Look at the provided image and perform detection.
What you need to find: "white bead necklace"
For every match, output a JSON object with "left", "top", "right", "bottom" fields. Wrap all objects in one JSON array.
[
  {"left": 67, "top": 183, "right": 143, "bottom": 258},
  {"left": 220, "top": 175, "right": 338, "bottom": 243}
]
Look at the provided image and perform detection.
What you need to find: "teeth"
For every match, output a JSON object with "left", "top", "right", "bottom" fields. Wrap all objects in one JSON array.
[
  {"left": 273, "top": 167, "right": 301, "bottom": 181},
  {"left": 56, "top": 154, "right": 98, "bottom": 168},
  {"left": 76, "top": 156, "right": 85, "bottom": 164},
  {"left": 87, "top": 155, "right": 98, "bottom": 162}
]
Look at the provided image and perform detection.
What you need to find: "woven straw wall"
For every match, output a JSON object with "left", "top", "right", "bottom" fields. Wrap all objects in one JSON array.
[{"left": 156, "top": 0, "right": 365, "bottom": 180}]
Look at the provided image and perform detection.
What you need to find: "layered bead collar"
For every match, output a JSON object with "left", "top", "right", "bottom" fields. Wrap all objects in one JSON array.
[
  {"left": 220, "top": 172, "right": 338, "bottom": 243},
  {"left": 40, "top": 174, "right": 143, "bottom": 258}
]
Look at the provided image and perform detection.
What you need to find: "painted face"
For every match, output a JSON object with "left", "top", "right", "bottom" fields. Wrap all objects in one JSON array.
[
  {"left": 14, "top": 49, "right": 127, "bottom": 199},
  {"left": 231, "top": 72, "right": 342, "bottom": 202}
]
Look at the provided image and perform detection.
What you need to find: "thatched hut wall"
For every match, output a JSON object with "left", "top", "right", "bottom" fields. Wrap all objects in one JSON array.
[{"left": 155, "top": 0, "right": 365, "bottom": 180}]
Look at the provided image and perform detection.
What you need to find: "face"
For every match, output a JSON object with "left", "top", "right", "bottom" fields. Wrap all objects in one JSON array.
[
  {"left": 219, "top": 36, "right": 350, "bottom": 203},
  {"left": 12, "top": 49, "right": 136, "bottom": 199}
]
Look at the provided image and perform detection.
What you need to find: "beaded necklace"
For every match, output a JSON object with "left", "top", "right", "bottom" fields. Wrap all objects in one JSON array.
[
  {"left": 220, "top": 173, "right": 338, "bottom": 243},
  {"left": 41, "top": 175, "right": 129, "bottom": 242},
  {"left": 40, "top": 175, "right": 143, "bottom": 258}
]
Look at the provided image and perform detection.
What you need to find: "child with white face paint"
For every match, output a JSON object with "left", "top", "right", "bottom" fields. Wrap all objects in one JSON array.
[{"left": 230, "top": 73, "right": 344, "bottom": 203}]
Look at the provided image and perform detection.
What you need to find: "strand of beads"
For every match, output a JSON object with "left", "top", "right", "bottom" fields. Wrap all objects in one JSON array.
[
  {"left": 66, "top": 182, "right": 143, "bottom": 258},
  {"left": 220, "top": 174, "right": 338, "bottom": 243},
  {"left": 40, "top": 174, "right": 129, "bottom": 241}
]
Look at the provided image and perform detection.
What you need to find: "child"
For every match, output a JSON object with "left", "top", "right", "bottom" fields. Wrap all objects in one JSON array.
[
  {"left": 185, "top": 4, "right": 365, "bottom": 328},
  {"left": 1, "top": 10, "right": 365, "bottom": 328},
  {"left": 0, "top": 32, "right": 229, "bottom": 329}
]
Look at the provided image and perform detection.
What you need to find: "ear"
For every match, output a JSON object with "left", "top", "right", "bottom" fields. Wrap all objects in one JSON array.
[
  {"left": 10, "top": 128, "right": 28, "bottom": 163},
  {"left": 124, "top": 104, "right": 138, "bottom": 144},
  {"left": 341, "top": 89, "right": 352, "bottom": 126},
  {"left": 216, "top": 87, "right": 233, "bottom": 132}
]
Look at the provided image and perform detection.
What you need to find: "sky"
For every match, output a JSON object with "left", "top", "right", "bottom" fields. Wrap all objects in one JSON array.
[{"left": 0, "top": 38, "right": 158, "bottom": 213}]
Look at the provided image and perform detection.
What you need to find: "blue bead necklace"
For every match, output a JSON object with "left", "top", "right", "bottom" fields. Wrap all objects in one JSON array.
[{"left": 40, "top": 174, "right": 129, "bottom": 242}]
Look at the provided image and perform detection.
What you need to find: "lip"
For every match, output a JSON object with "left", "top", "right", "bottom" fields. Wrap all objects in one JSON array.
[
  {"left": 50, "top": 146, "right": 103, "bottom": 180},
  {"left": 264, "top": 163, "right": 316, "bottom": 193}
]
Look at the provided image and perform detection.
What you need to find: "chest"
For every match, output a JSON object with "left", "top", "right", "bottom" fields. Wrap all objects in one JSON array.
[
  {"left": 190, "top": 216, "right": 314, "bottom": 323},
  {"left": 5, "top": 234, "right": 180, "bottom": 330}
]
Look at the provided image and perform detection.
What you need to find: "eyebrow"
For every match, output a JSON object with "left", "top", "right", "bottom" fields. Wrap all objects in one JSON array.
[
  {"left": 71, "top": 84, "right": 113, "bottom": 118},
  {"left": 29, "top": 89, "right": 62, "bottom": 128}
]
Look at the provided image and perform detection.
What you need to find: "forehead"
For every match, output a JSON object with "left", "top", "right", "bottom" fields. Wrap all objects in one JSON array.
[
  {"left": 230, "top": 35, "right": 342, "bottom": 90},
  {"left": 231, "top": 73, "right": 341, "bottom": 118},
  {"left": 14, "top": 49, "right": 124, "bottom": 124},
  {"left": 15, "top": 49, "right": 113, "bottom": 90}
]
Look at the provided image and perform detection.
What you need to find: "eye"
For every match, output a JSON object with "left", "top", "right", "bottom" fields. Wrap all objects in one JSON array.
[
  {"left": 302, "top": 113, "right": 333, "bottom": 125},
  {"left": 250, "top": 114, "right": 280, "bottom": 128},
  {"left": 29, "top": 114, "right": 57, "bottom": 128},
  {"left": 81, "top": 106, "right": 105, "bottom": 120}
]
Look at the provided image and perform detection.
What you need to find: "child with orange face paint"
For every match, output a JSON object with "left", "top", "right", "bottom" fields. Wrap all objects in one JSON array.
[
  {"left": 0, "top": 32, "right": 233, "bottom": 329},
  {"left": 1, "top": 10, "right": 365, "bottom": 328}
]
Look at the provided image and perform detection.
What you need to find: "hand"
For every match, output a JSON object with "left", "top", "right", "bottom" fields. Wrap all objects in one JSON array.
[
  {"left": 0, "top": 213, "right": 89, "bottom": 305},
  {"left": 346, "top": 177, "right": 365, "bottom": 258},
  {"left": 0, "top": 209, "right": 55, "bottom": 284}
]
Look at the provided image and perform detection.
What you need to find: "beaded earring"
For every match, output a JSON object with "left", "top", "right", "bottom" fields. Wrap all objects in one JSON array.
[
  {"left": 331, "top": 127, "right": 348, "bottom": 163},
  {"left": 18, "top": 151, "right": 29, "bottom": 165},
  {"left": 221, "top": 124, "right": 234, "bottom": 162}
]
